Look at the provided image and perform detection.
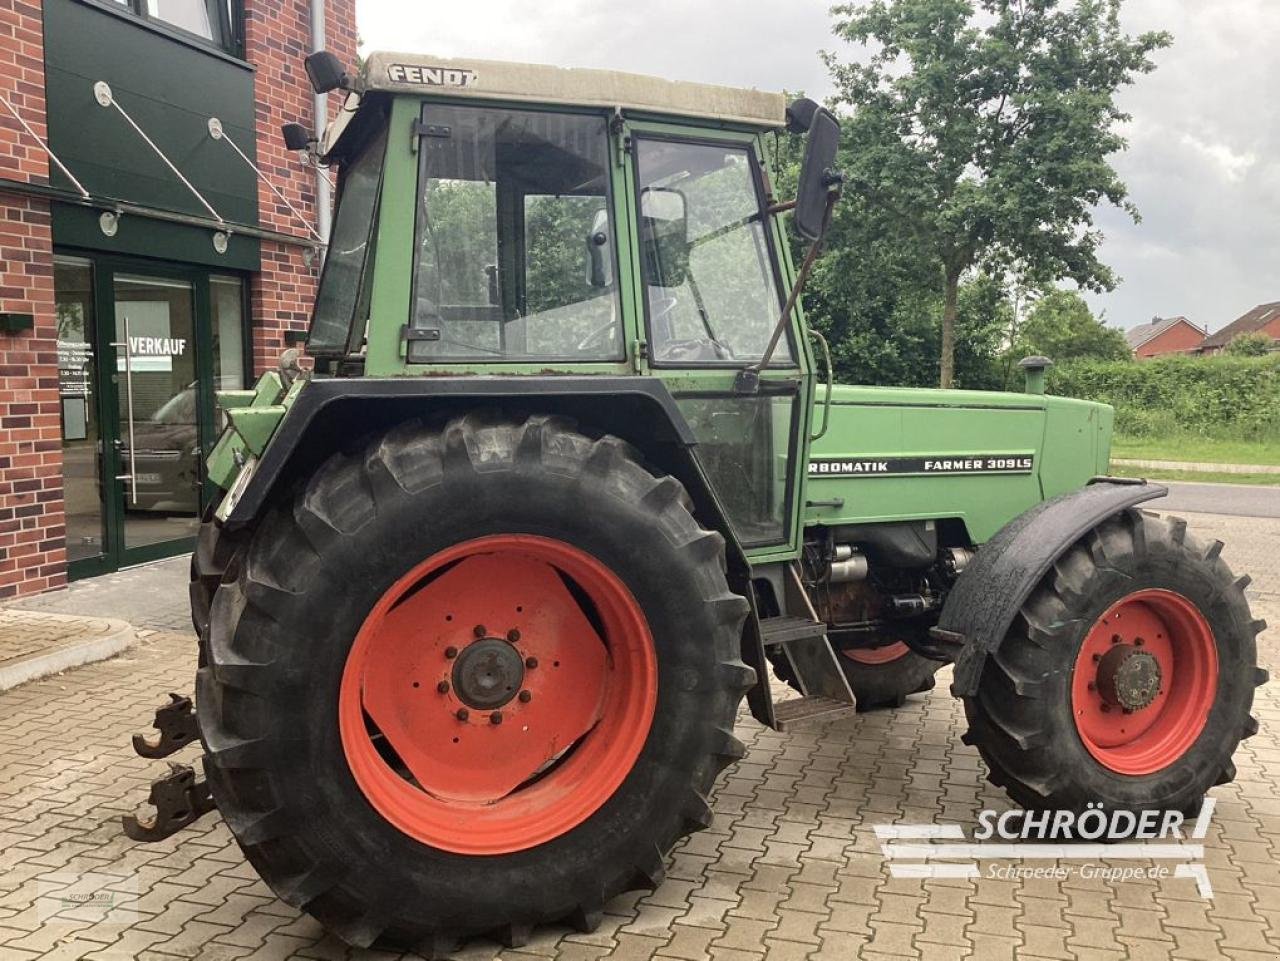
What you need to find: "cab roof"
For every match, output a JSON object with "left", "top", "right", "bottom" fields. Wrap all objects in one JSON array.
[{"left": 360, "top": 51, "right": 788, "bottom": 129}]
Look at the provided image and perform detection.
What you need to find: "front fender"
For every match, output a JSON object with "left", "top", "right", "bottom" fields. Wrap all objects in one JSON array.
[{"left": 942, "top": 479, "right": 1168, "bottom": 698}]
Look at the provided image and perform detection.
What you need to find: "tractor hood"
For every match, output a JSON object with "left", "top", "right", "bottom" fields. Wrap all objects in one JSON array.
[{"left": 805, "top": 384, "right": 1114, "bottom": 544}]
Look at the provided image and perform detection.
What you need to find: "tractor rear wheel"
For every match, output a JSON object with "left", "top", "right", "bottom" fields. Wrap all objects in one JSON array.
[
  {"left": 962, "top": 509, "right": 1266, "bottom": 814},
  {"left": 189, "top": 504, "right": 243, "bottom": 639},
  {"left": 197, "top": 413, "right": 752, "bottom": 952},
  {"left": 838, "top": 638, "right": 942, "bottom": 710},
  {"left": 770, "top": 634, "right": 941, "bottom": 711}
]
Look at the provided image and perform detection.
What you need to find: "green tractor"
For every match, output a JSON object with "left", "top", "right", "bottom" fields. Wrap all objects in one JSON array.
[{"left": 129, "top": 49, "right": 1264, "bottom": 954}]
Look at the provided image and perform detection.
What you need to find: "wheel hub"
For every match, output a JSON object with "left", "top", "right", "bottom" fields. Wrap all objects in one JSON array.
[
  {"left": 1095, "top": 645, "right": 1161, "bottom": 711},
  {"left": 452, "top": 637, "right": 525, "bottom": 710}
]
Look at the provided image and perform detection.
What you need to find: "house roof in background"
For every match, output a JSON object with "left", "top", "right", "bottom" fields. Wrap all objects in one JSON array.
[
  {"left": 1125, "top": 315, "right": 1202, "bottom": 350},
  {"left": 1201, "top": 302, "right": 1280, "bottom": 348}
]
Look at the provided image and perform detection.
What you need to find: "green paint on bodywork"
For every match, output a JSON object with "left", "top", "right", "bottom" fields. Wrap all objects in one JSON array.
[
  {"left": 208, "top": 371, "right": 302, "bottom": 489},
  {"left": 206, "top": 87, "right": 1115, "bottom": 559}
]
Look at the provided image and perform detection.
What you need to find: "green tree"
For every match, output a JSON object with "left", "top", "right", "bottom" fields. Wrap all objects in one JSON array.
[
  {"left": 1013, "top": 289, "right": 1130, "bottom": 365},
  {"left": 826, "top": 0, "right": 1169, "bottom": 387},
  {"left": 1225, "top": 332, "right": 1274, "bottom": 357}
]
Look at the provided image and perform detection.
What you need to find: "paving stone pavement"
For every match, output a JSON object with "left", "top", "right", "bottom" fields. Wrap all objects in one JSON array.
[{"left": 0, "top": 510, "right": 1276, "bottom": 961}]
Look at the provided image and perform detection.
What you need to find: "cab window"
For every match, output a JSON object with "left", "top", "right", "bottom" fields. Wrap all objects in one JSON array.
[
  {"left": 407, "top": 106, "right": 622, "bottom": 362},
  {"left": 634, "top": 138, "right": 791, "bottom": 366}
]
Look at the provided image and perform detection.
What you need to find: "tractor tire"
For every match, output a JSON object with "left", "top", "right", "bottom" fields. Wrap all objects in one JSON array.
[
  {"left": 770, "top": 637, "right": 941, "bottom": 711},
  {"left": 197, "top": 412, "right": 753, "bottom": 953},
  {"left": 962, "top": 509, "right": 1267, "bottom": 814},
  {"left": 837, "top": 642, "right": 942, "bottom": 710},
  {"left": 189, "top": 504, "right": 243, "bottom": 639}
]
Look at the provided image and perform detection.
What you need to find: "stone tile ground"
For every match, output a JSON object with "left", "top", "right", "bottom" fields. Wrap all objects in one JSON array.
[{"left": 0, "top": 511, "right": 1277, "bottom": 960}]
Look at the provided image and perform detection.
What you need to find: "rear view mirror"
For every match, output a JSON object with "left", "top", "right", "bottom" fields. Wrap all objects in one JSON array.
[
  {"left": 638, "top": 187, "right": 689, "bottom": 288},
  {"left": 305, "top": 51, "right": 350, "bottom": 94},
  {"left": 793, "top": 107, "right": 840, "bottom": 242},
  {"left": 585, "top": 208, "right": 613, "bottom": 288}
]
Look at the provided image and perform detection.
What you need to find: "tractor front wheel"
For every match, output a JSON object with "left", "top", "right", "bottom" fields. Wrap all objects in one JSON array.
[
  {"left": 196, "top": 413, "right": 753, "bottom": 952},
  {"left": 962, "top": 509, "right": 1266, "bottom": 814}
]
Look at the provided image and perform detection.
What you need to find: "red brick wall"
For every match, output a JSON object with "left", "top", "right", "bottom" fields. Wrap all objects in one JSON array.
[
  {"left": 1134, "top": 322, "right": 1205, "bottom": 360},
  {"left": 0, "top": 0, "right": 65, "bottom": 598},
  {"left": 243, "top": 0, "right": 358, "bottom": 374}
]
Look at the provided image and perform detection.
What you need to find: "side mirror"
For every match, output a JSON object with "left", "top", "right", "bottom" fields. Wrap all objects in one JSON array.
[
  {"left": 281, "top": 122, "right": 312, "bottom": 151},
  {"left": 305, "top": 51, "right": 350, "bottom": 94},
  {"left": 585, "top": 208, "right": 613, "bottom": 288},
  {"left": 793, "top": 107, "right": 841, "bottom": 242},
  {"left": 638, "top": 187, "right": 689, "bottom": 288}
]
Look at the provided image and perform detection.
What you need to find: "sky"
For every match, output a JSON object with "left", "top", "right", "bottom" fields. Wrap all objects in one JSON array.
[{"left": 354, "top": 0, "right": 1280, "bottom": 337}]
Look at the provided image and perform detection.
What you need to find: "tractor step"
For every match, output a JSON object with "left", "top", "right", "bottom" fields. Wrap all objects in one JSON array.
[
  {"left": 772, "top": 695, "right": 856, "bottom": 731},
  {"left": 759, "top": 615, "right": 828, "bottom": 647},
  {"left": 122, "top": 761, "right": 216, "bottom": 842},
  {"left": 132, "top": 692, "right": 200, "bottom": 759},
  {"left": 760, "top": 572, "right": 858, "bottom": 731}
]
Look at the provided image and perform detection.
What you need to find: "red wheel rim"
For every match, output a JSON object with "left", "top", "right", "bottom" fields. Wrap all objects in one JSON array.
[
  {"left": 844, "top": 641, "right": 910, "bottom": 666},
  {"left": 339, "top": 535, "right": 658, "bottom": 855},
  {"left": 1071, "top": 589, "right": 1218, "bottom": 775}
]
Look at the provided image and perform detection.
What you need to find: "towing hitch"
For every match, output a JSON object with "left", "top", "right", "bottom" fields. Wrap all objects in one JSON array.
[
  {"left": 121, "top": 761, "right": 216, "bottom": 842},
  {"left": 132, "top": 692, "right": 200, "bottom": 759}
]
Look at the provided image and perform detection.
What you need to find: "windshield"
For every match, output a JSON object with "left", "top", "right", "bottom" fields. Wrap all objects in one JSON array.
[
  {"left": 308, "top": 129, "right": 387, "bottom": 354},
  {"left": 408, "top": 106, "right": 622, "bottom": 362},
  {"left": 635, "top": 138, "right": 790, "bottom": 366}
]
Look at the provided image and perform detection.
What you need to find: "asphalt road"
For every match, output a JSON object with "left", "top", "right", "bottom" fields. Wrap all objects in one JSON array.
[{"left": 1158, "top": 479, "right": 1280, "bottom": 518}]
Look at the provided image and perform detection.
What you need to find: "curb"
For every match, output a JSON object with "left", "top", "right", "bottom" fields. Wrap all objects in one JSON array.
[
  {"left": 0, "top": 613, "right": 135, "bottom": 692},
  {"left": 1112, "top": 458, "right": 1280, "bottom": 475}
]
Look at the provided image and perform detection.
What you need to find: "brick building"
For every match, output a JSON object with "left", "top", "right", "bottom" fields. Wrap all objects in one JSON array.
[
  {"left": 0, "top": 0, "right": 356, "bottom": 597},
  {"left": 1124, "top": 315, "right": 1206, "bottom": 360},
  {"left": 1199, "top": 301, "right": 1280, "bottom": 355}
]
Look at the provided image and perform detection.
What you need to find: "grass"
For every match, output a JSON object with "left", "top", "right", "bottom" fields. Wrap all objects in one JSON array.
[
  {"left": 1108, "top": 464, "right": 1280, "bottom": 487},
  {"left": 1111, "top": 434, "right": 1280, "bottom": 467}
]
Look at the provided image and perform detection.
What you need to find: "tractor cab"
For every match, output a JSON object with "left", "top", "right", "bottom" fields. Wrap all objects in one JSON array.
[{"left": 288, "top": 51, "right": 841, "bottom": 554}]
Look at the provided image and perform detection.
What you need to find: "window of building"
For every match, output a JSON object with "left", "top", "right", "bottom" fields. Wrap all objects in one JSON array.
[{"left": 105, "top": 0, "right": 243, "bottom": 56}]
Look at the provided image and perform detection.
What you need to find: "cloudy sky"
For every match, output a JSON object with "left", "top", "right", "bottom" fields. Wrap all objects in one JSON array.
[{"left": 355, "top": 0, "right": 1279, "bottom": 336}]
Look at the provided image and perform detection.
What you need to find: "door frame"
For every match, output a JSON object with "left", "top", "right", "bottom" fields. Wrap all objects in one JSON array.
[{"left": 60, "top": 248, "right": 252, "bottom": 580}]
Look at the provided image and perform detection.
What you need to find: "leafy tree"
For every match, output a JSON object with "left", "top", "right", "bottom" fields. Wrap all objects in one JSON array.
[
  {"left": 1225, "top": 332, "right": 1274, "bottom": 357},
  {"left": 1013, "top": 289, "right": 1130, "bottom": 365},
  {"left": 825, "top": 0, "right": 1170, "bottom": 386}
]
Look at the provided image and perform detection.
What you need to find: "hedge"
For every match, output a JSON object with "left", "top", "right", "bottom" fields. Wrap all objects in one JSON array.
[{"left": 1046, "top": 354, "right": 1280, "bottom": 439}]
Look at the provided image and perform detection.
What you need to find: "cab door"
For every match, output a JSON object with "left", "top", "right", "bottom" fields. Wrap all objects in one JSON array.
[{"left": 621, "top": 121, "right": 814, "bottom": 562}]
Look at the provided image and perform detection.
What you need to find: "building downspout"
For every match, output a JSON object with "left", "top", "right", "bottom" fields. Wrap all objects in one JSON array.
[{"left": 310, "top": 0, "right": 331, "bottom": 251}]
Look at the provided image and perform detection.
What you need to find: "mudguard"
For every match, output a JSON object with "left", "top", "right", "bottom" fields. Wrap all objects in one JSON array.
[{"left": 942, "top": 479, "right": 1168, "bottom": 698}]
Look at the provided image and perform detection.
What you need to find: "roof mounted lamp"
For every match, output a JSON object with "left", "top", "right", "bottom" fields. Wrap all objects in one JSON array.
[
  {"left": 736, "top": 101, "right": 843, "bottom": 393},
  {"left": 1019, "top": 356, "right": 1054, "bottom": 395},
  {"left": 305, "top": 51, "right": 351, "bottom": 94},
  {"left": 282, "top": 122, "right": 315, "bottom": 151}
]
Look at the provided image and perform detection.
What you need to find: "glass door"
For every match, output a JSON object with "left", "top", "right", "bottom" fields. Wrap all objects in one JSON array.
[
  {"left": 58, "top": 254, "right": 249, "bottom": 579},
  {"left": 111, "top": 273, "right": 203, "bottom": 555},
  {"left": 56, "top": 257, "right": 108, "bottom": 569}
]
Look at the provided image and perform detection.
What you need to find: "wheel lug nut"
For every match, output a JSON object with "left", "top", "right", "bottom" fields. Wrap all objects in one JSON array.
[
  {"left": 437, "top": 680, "right": 450, "bottom": 694},
  {"left": 1135, "top": 637, "right": 1145, "bottom": 647},
  {"left": 518, "top": 690, "right": 532, "bottom": 703},
  {"left": 445, "top": 646, "right": 458, "bottom": 659},
  {"left": 525, "top": 656, "right": 538, "bottom": 669},
  {"left": 490, "top": 711, "right": 503, "bottom": 725},
  {"left": 474, "top": 624, "right": 487, "bottom": 638},
  {"left": 455, "top": 708, "right": 469, "bottom": 721},
  {"left": 1087, "top": 682, "right": 1096, "bottom": 691},
  {"left": 1111, "top": 634, "right": 1121, "bottom": 644},
  {"left": 1092, "top": 653, "right": 1102, "bottom": 663},
  {"left": 507, "top": 628, "right": 521, "bottom": 642}
]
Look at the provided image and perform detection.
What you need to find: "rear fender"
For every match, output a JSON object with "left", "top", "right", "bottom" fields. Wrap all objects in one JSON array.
[{"left": 941, "top": 479, "right": 1168, "bottom": 698}]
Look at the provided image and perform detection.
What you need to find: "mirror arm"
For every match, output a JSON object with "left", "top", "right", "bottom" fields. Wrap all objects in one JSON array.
[
  {"left": 766, "top": 199, "right": 797, "bottom": 215},
  {"left": 735, "top": 183, "right": 841, "bottom": 394}
]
